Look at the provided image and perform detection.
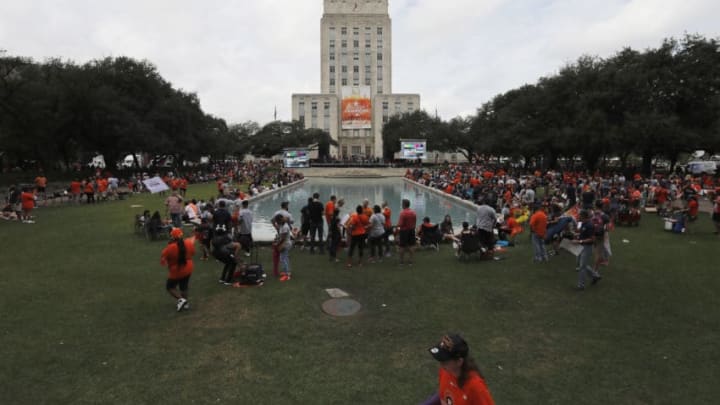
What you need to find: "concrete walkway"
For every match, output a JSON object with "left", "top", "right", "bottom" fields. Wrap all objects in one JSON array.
[{"left": 297, "top": 167, "right": 406, "bottom": 178}]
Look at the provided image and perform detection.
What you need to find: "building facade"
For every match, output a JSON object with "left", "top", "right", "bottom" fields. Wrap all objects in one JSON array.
[{"left": 291, "top": 0, "right": 420, "bottom": 159}]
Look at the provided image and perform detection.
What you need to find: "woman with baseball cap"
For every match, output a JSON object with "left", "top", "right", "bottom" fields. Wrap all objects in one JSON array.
[
  {"left": 422, "top": 334, "right": 495, "bottom": 405},
  {"left": 161, "top": 227, "right": 196, "bottom": 311}
]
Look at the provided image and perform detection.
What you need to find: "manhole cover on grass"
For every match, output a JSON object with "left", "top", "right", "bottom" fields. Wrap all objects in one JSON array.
[{"left": 322, "top": 298, "right": 361, "bottom": 317}]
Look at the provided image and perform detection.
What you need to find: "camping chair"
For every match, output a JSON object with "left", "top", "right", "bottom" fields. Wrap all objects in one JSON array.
[
  {"left": 419, "top": 224, "right": 442, "bottom": 251},
  {"left": 457, "top": 232, "right": 482, "bottom": 260}
]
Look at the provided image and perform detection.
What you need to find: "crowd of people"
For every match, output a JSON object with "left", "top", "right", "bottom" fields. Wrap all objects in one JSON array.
[{"left": 406, "top": 163, "right": 720, "bottom": 290}]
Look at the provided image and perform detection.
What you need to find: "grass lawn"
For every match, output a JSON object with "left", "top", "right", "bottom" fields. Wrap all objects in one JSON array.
[{"left": 1, "top": 183, "right": 719, "bottom": 404}]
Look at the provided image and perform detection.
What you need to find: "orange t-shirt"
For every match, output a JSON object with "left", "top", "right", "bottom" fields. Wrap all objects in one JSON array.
[
  {"left": 70, "top": 181, "right": 82, "bottom": 194},
  {"left": 438, "top": 368, "right": 495, "bottom": 405},
  {"left": 160, "top": 239, "right": 196, "bottom": 280},
  {"left": 325, "top": 200, "right": 335, "bottom": 223},
  {"left": 529, "top": 210, "right": 548, "bottom": 238},
  {"left": 21, "top": 191, "right": 35, "bottom": 210},
  {"left": 382, "top": 207, "right": 392, "bottom": 228},
  {"left": 84, "top": 183, "right": 94, "bottom": 194},
  {"left": 97, "top": 178, "right": 108, "bottom": 192},
  {"left": 363, "top": 206, "right": 373, "bottom": 219},
  {"left": 348, "top": 213, "right": 369, "bottom": 236}
]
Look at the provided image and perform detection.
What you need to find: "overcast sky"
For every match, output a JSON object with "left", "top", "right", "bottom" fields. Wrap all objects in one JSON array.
[{"left": 1, "top": 0, "right": 718, "bottom": 125}]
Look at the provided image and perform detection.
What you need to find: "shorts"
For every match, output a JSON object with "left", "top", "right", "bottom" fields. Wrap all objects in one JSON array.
[
  {"left": 398, "top": 229, "right": 416, "bottom": 247},
  {"left": 166, "top": 275, "right": 191, "bottom": 291}
]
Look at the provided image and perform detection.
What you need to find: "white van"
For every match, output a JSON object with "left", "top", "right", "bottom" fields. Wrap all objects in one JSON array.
[{"left": 687, "top": 161, "right": 718, "bottom": 175}]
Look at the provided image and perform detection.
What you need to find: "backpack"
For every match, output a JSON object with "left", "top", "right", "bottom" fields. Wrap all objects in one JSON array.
[
  {"left": 233, "top": 248, "right": 266, "bottom": 285},
  {"left": 591, "top": 212, "right": 605, "bottom": 237}
]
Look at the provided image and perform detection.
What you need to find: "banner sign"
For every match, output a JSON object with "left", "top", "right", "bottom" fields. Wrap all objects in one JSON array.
[
  {"left": 142, "top": 176, "right": 169, "bottom": 194},
  {"left": 341, "top": 86, "right": 372, "bottom": 129}
]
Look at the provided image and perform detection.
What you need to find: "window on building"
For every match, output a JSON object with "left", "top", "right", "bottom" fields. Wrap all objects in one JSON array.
[
  {"left": 324, "top": 102, "right": 330, "bottom": 116},
  {"left": 329, "top": 78, "right": 336, "bottom": 86},
  {"left": 311, "top": 102, "right": 318, "bottom": 116},
  {"left": 365, "top": 32, "right": 371, "bottom": 48},
  {"left": 342, "top": 78, "right": 348, "bottom": 86},
  {"left": 341, "top": 39, "right": 347, "bottom": 48},
  {"left": 378, "top": 81, "right": 383, "bottom": 93},
  {"left": 377, "top": 68, "right": 383, "bottom": 80},
  {"left": 408, "top": 102, "right": 414, "bottom": 112},
  {"left": 377, "top": 27, "right": 383, "bottom": 36},
  {"left": 365, "top": 77, "right": 371, "bottom": 86},
  {"left": 341, "top": 65, "right": 347, "bottom": 73},
  {"left": 353, "top": 52, "right": 359, "bottom": 61},
  {"left": 329, "top": 39, "right": 335, "bottom": 48},
  {"left": 353, "top": 39, "right": 359, "bottom": 48},
  {"left": 353, "top": 27, "right": 359, "bottom": 36},
  {"left": 353, "top": 66, "right": 359, "bottom": 73},
  {"left": 353, "top": 129, "right": 359, "bottom": 137},
  {"left": 329, "top": 27, "right": 335, "bottom": 39},
  {"left": 353, "top": 78, "right": 359, "bottom": 86},
  {"left": 377, "top": 52, "right": 383, "bottom": 61},
  {"left": 330, "top": 53, "right": 335, "bottom": 61},
  {"left": 394, "top": 101, "right": 401, "bottom": 113},
  {"left": 377, "top": 38, "right": 383, "bottom": 47},
  {"left": 330, "top": 65, "right": 335, "bottom": 74},
  {"left": 352, "top": 145, "right": 361, "bottom": 155},
  {"left": 341, "top": 27, "right": 347, "bottom": 36}
]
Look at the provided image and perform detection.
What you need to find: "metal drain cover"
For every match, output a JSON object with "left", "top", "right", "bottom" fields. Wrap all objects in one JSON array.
[{"left": 322, "top": 298, "right": 362, "bottom": 316}]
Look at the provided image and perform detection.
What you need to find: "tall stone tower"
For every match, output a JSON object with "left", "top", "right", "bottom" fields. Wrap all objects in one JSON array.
[{"left": 291, "top": 0, "right": 420, "bottom": 159}]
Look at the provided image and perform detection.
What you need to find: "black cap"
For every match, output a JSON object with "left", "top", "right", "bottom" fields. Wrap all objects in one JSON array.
[{"left": 428, "top": 334, "right": 469, "bottom": 362}]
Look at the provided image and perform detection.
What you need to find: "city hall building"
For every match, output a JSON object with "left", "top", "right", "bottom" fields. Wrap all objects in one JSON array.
[{"left": 291, "top": 0, "right": 420, "bottom": 159}]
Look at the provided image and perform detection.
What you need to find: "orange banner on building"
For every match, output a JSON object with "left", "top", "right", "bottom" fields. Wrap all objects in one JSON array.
[{"left": 341, "top": 86, "right": 372, "bottom": 129}]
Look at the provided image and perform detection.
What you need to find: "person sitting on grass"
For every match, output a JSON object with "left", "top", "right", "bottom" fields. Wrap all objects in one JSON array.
[{"left": 440, "top": 215, "right": 455, "bottom": 242}]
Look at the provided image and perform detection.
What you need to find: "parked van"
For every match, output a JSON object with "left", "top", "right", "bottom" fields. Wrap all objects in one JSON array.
[{"left": 687, "top": 161, "right": 718, "bottom": 175}]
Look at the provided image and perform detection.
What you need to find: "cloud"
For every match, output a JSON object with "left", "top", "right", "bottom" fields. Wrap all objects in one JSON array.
[{"left": 1, "top": 0, "right": 718, "bottom": 124}]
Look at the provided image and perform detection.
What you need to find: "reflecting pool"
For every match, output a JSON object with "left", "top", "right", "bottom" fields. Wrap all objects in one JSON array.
[{"left": 248, "top": 178, "right": 477, "bottom": 241}]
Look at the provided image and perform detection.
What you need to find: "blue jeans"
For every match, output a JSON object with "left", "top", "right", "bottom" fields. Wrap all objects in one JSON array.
[
  {"left": 170, "top": 213, "right": 182, "bottom": 228},
  {"left": 280, "top": 247, "right": 291, "bottom": 275},
  {"left": 531, "top": 233, "right": 547, "bottom": 261},
  {"left": 577, "top": 244, "right": 598, "bottom": 287}
]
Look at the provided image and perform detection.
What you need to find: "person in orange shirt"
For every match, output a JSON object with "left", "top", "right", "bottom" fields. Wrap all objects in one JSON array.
[
  {"left": 345, "top": 205, "right": 369, "bottom": 267},
  {"left": 362, "top": 199, "right": 373, "bottom": 218},
  {"left": 83, "top": 179, "right": 95, "bottom": 204},
  {"left": 34, "top": 173, "right": 47, "bottom": 201},
  {"left": 69, "top": 179, "right": 82, "bottom": 203},
  {"left": 178, "top": 177, "right": 188, "bottom": 197},
  {"left": 381, "top": 201, "right": 393, "bottom": 257},
  {"left": 96, "top": 177, "right": 108, "bottom": 201},
  {"left": 20, "top": 187, "right": 36, "bottom": 223},
  {"left": 529, "top": 203, "right": 548, "bottom": 262},
  {"left": 325, "top": 195, "right": 336, "bottom": 226},
  {"left": 160, "top": 228, "right": 196, "bottom": 311},
  {"left": 423, "top": 334, "right": 495, "bottom": 405}
]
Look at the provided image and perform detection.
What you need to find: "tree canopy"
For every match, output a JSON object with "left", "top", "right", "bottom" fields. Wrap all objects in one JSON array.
[{"left": 382, "top": 34, "right": 720, "bottom": 173}]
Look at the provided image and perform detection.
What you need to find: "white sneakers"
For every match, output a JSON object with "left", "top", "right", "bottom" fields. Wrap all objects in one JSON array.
[{"left": 176, "top": 298, "right": 188, "bottom": 312}]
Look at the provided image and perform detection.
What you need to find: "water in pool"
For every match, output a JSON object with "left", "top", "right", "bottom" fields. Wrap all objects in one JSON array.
[{"left": 247, "top": 178, "right": 477, "bottom": 241}]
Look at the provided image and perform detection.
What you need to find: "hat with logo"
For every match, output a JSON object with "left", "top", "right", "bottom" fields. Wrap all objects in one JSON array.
[{"left": 428, "top": 334, "right": 469, "bottom": 362}]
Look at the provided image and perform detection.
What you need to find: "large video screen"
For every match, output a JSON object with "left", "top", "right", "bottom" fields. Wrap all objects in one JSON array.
[
  {"left": 400, "top": 140, "right": 427, "bottom": 160},
  {"left": 283, "top": 149, "right": 310, "bottom": 168}
]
